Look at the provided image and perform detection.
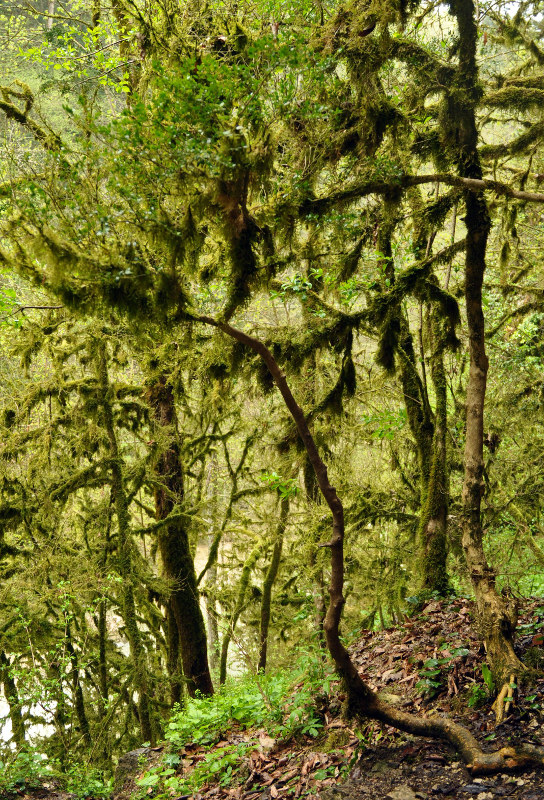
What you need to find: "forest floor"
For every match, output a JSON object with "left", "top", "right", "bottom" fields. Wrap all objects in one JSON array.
[{"left": 10, "top": 597, "right": 544, "bottom": 800}]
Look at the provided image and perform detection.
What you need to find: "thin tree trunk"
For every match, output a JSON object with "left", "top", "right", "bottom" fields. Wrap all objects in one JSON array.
[
  {"left": 258, "top": 497, "right": 288, "bottom": 672},
  {"left": 204, "top": 454, "right": 220, "bottom": 674},
  {"left": 304, "top": 454, "right": 327, "bottom": 646},
  {"left": 145, "top": 374, "right": 214, "bottom": 698},
  {"left": 219, "top": 543, "right": 261, "bottom": 684},
  {"left": 450, "top": 0, "right": 522, "bottom": 681},
  {"left": 379, "top": 209, "right": 448, "bottom": 593},
  {"left": 97, "top": 343, "right": 154, "bottom": 743},
  {"left": 66, "top": 624, "right": 92, "bottom": 747},
  {"left": 0, "top": 652, "right": 25, "bottom": 747},
  {"left": 47, "top": 0, "right": 55, "bottom": 30},
  {"left": 92, "top": 1, "right": 101, "bottom": 27},
  {"left": 419, "top": 312, "right": 449, "bottom": 593}
]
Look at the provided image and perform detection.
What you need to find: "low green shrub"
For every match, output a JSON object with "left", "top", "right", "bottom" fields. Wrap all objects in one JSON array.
[
  {"left": 138, "top": 649, "right": 335, "bottom": 798},
  {"left": 0, "top": 748, "right": 46, "bottom": 795}
]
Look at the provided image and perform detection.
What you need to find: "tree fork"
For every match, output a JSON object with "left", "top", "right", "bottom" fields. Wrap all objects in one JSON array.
[{"left": 192, "top": 312, "right": 544, "bottom": 774}]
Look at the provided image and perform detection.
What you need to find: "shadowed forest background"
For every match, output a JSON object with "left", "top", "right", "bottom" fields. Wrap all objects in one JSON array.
[{"left": 2, "top": 0, "right": 544, "bottom": 796}]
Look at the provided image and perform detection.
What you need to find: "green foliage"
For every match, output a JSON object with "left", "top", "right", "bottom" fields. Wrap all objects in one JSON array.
[
  {"left": 0, "top": 749, "right": 46, "bottom": 794},
  {"left": 3, "top": 0, "right": 544, "bottom": 783},
  {"left": 481, "top": 663, "right": 496, "bottom": 696},
  {"left": 362, "top": 408, "right": 407, "bottom": 440},
  {"left": 467, "top": 664, "right": 496, "bottom": 709},
  {"left": 416, "top": 646, "right": 470, "bottom": 698},
  {"left": 61, "top": 765, "right": 113, "bottom": 799},
  {"left": 134, "top": 653, "right": 332, "bottom": 796},
  {"left": 260, "top": 471, "right": 300, "bottom": 498},
  {"left": 166, "top": 652, "right": 330, "bottom": 749}
]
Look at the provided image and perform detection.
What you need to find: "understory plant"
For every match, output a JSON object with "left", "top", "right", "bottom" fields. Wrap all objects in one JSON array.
[{"left": 137, "top": 651, "right": 334, "bottom": 796}]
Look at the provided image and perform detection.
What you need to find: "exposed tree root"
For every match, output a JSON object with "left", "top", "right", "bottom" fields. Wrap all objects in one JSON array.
[
  {"left": 347, "top": 678, "right": 544, "bottom": 775},
  {"left": 492, "top": 674, "right": 515, "bottom": 725}
]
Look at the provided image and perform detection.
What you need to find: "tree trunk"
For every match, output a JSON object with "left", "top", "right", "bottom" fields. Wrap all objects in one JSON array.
[
  {"left": 303, "top": 455, "right": 327, "bottom": 646},
  {"left": 47, "top": 0, "right": 55, "bottom": 30},
  {"left": 219, "top": 543, "right": 261, "bottom": 684},
  {"left": 146, "top": 375, "right": 214, "bottom": 698},
  {"left": 449, "top": 0, "right": 522, "bottom": 681},
  {"left": 0, "top": 651, "right": 25, "bottom": 747},
  {"left": 166, "top": 603, "right": 183, "bottom": 705},
  {"left": 97, "top": 344, "right": 154, "bottom": 743},
  {"left": 193, "top": 313, "right": 544, "bottom": 774},
  {"left": 66, "top": 623, "right": 92, "bottom": 747},
  {"left": 379, "top": 211, "right": 448, "bottom": 594},
  {"left": 258, "top": 497, "right": 288, "bottom": 672},
  {"left": 419, "top": 312, "right": 449, "bottom": 594},
  {"left": 204, "top": 456, "right": 220, "bottom": 674}
]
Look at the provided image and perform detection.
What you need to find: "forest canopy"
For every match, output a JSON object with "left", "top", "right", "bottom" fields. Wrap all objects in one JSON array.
[{"left": 2, "top": 0, "right": 544, "bottom": 794}]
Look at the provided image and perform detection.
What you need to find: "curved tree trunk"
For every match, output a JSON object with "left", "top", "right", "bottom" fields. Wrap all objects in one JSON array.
[
  {"left": 194, "top": 312, "right": 544, "bottom": 774},
  {"left": 146, "top": 375, "right": 214, "bottom": 698}
]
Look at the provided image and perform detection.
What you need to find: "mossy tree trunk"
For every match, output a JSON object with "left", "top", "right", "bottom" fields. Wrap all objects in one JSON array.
[
  {"left": 258, "top": 496, "right": 288, "bottom": 672},
  {"left": 66, "top": 623, "right": 92, "bottom": 747},
  {"left": 165, "top": 604, "right": 182, "bottom": 706},
  {"left": 204, "top": 455, "right": 220, "bottom": 674},
  {"left": 219, "top": 542, "right": 262, "bottom": 684},
  {"left": 146, "top": 375, "right": 214, "bottom": 698},
  {"left": 97, "top": 343, "right": 155, "bottom": 743},
  {"left": 304, "top": 455, "right": 327, "bottom": 646},
  {"left": 0, "top": 651, "right": 25, "bottom": 747},
  {"left": 380, "top": 214, "right": 448, "bottom": 594},
  {"left": 418, "top": 312, "right": 449, "bottom": 594},
  {"left": 449, "top": 0, "right": 522, "bottom": 681}
]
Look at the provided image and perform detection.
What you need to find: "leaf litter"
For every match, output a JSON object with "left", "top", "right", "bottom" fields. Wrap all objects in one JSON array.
[{"left": 10, "top": 597, "right": 544, "bottom": 800}]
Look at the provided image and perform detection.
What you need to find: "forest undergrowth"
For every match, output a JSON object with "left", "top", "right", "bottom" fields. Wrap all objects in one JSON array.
[{"left": 3, "top": 596, "right": 544, "bottom": 800}]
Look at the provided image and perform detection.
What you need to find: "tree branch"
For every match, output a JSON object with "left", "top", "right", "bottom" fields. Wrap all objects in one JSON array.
[{"left": 301, "top": 173, "right": 544, "bottom": 216}]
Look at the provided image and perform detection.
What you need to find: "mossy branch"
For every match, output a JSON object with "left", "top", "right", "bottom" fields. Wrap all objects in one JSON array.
[
  {"left": 301, "top": 174, "right": 544, "bottom": 217},
  {"left": 0, "top": 84, "right": 63, "bottom": 150}
]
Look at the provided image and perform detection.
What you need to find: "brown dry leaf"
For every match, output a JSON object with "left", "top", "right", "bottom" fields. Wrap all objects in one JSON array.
[
  {"left": 270, "top": 786, "right": 278, "bottom": 798},
  {"left": 279, "top": 768, "right": 299, "bottom": 783}
]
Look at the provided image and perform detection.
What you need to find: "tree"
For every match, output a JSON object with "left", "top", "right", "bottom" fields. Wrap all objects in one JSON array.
[{"left": 2, "top": 0, "right": 544, "bottom": 772}]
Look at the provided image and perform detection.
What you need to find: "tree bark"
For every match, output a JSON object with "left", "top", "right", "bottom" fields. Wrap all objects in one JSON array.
[
  {"left": 449, "top": 0, "right": 522, "bottom": 680},
  {"left": 145, "top": 375, "right": 214, "bottom": 698},
  {"left": 419, "top": 312, "right": 449, "bottom": 594},
  {"left": 97, "top": 343, "right": 154, "bottom": 743},
  {"left": 258, "top": 497, "right": 288, "bottom": 672},
  {"left": 47, "top": 0, "right": 55, "bottom": 30},
  {"left": 378, "top": 206, "right": 448, "bottom": 593}
]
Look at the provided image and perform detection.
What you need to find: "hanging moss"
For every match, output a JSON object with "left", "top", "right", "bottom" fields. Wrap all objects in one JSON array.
[
  {"left": 376, "top": 307, "right": 401, "bottom": 372},
  {"left": 339, "top": 238, "right": 364, "bottom": 281}
]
